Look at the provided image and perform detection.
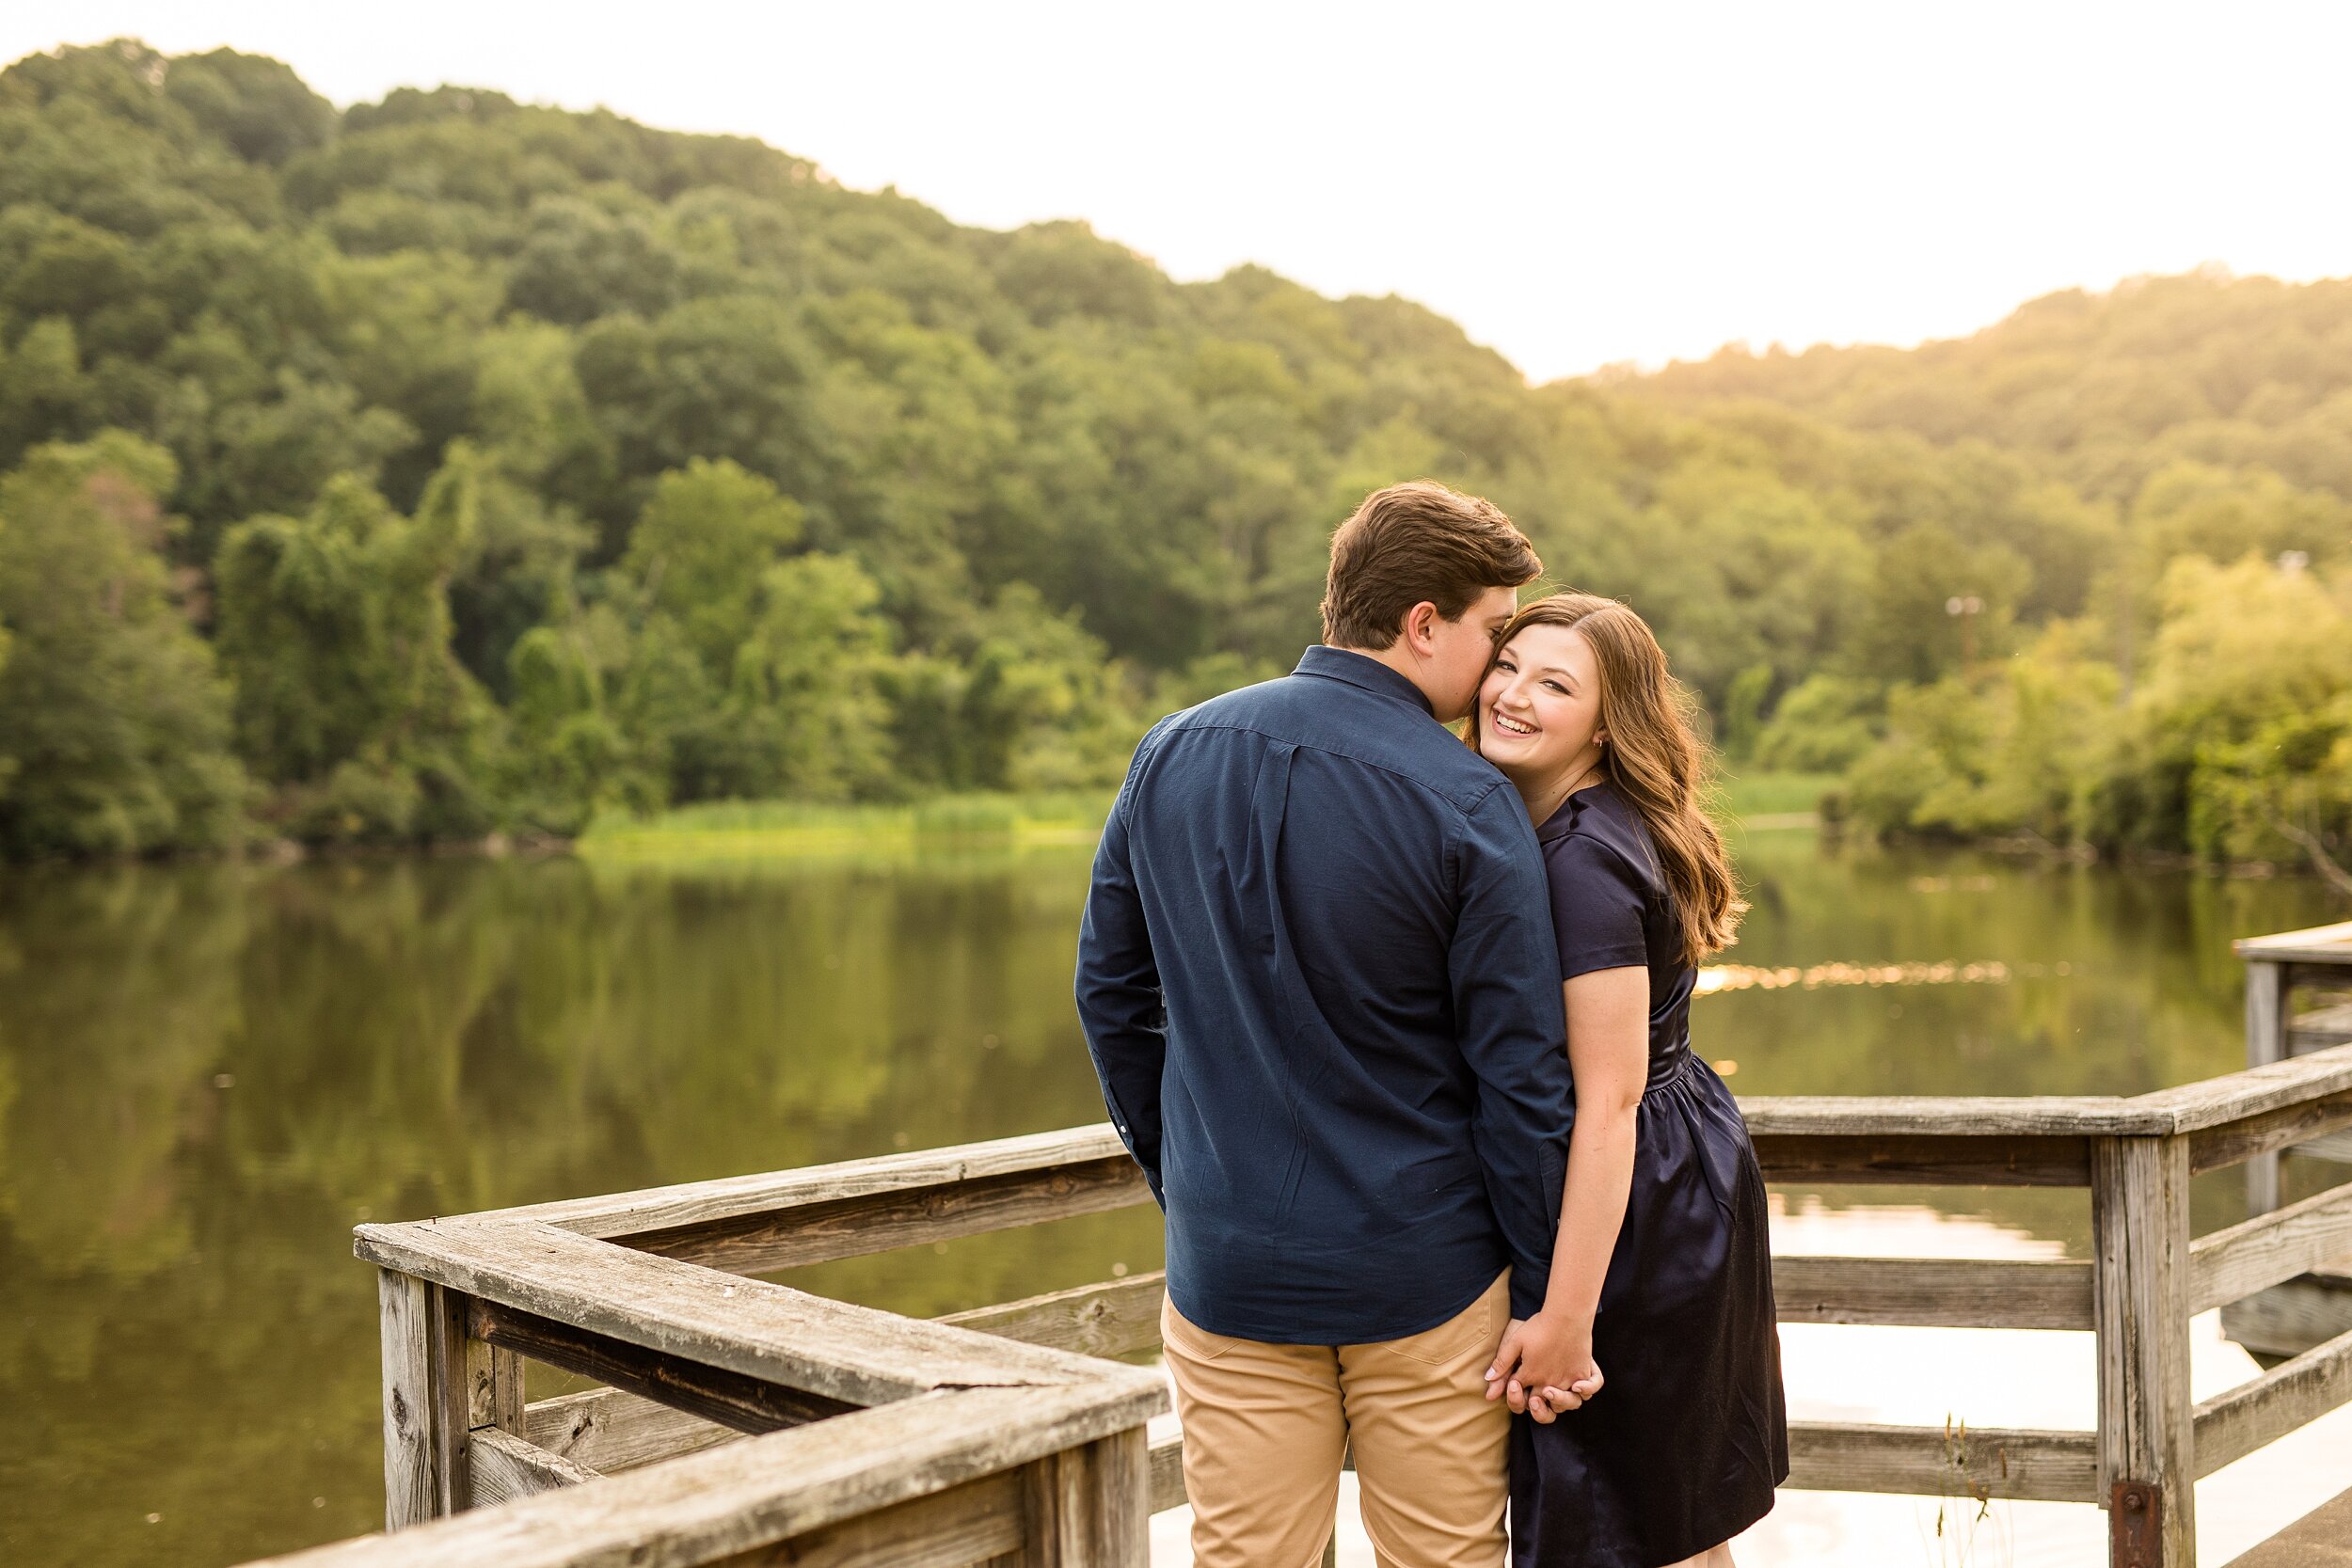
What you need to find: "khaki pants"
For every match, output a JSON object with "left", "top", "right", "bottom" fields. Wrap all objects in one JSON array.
[{"left": 1161, "top": 1271, "right": 1512, "bottom": 1568}]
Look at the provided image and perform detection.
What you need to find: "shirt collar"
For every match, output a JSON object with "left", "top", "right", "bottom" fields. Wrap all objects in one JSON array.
[
  {"left": 1293, "top": 645, "right": 1435, "bottom": 717},
  {"left": 1534, "top": 782, "right": 1609, "bottom": 845}
]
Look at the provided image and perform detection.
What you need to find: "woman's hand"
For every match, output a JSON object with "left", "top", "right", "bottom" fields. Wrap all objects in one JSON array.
[{"left": 1484, "top": 1313, "right": 1603, "bottom": 1422}]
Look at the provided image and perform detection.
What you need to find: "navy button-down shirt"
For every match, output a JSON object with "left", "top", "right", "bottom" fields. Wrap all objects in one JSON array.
[{"left": 1076, "top": 646, "right": 1572, "bottom": 1343}]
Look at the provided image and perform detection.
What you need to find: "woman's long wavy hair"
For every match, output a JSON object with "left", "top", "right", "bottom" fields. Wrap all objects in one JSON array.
[{"left": 1469, "top": 593, "right": 1746, "bottom": 964}]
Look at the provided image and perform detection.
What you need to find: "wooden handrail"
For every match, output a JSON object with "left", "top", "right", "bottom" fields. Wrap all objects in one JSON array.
[
  {"left": 2190, "top": 1182, "right": 2352, "bottom": 1314},
  {"left": 272, "top": 1032, "right": 2352, "bottom": 1568},
  {"left": 246, "top": 1381, "right": 1160, "bottom": 1566},
  {"left": 372, "top": 1047, "right": 2352, "bottom": 1270},
  {"left": 354, "top": 1218, "right": 1111, "bottom": 1406},
  {"left": 461, "top": 1123, "right": 1134, "bottom": 1237},
  {"left": 2233, "top": 920, "right": 2352, "bottom": 964},
  {"left": 2137, "top": 1042, "right": 2352, "bottom": 1133}
]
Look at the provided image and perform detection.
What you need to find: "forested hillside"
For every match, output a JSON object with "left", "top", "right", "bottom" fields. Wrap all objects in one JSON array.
[
  {"left": 1640, "top": 273, "right": 2352, "bottom": 877},
  {"left": 0, "top": 39, "right": 2345, "bottom": 877},
  {"left": 1638, "top": 270, "right": 2352, "bottom": 503}
]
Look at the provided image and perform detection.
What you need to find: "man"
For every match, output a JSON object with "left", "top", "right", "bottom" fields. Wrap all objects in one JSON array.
[{"left": 1077, "top": 481, "right": 1572, "bottom": 1568}]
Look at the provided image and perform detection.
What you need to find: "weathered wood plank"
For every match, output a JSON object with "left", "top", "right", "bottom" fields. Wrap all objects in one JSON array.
[
  {"left": 1786, "top": 1419, "right": 2100, "bottom": 1503},
  {"left": 378, "top": 1270, "right": 438, "bottom": 1530},
  {"left": 2282, "top": 996, "right": 2352, "bottom": 1169},
  {"left": 2189, "top": 1093, "right": 2352, "bottom": 1176},
  {"left": 354, "top": 1219, "right": 1136, "bottom": 1409},
  {"left": 2217, "top": 1481, "right": 2352, "bottom": 1568},
  {"left": 498, "top": 1250, "right": 2096, "bottom": 1507},
  {"left": 472, "top": 1297, "right": 855, "bottom": 1433},
  {"left": 707, "top": 1472, "right": 1025, "bottom": 1568},
  {"left": 398, "top": 1056, "right": 2352, "bottom": 1257},
  {"left": 1754, "top": 1132, "right": 2092, "bottom": 1186},
  {"left": 2191, "top": 1181, "right": 2352, "bottom": 1313},
  {"left": 2291, "top": 1003, "right": 2352, "bottom": 1053},
  {"left": 375, "top": 1272, "right": 474, "bottom": 1527},
  {"left": 2092, "top": 1135, "right": 2196, "bottom": 1565},
  {"left": 1141, "top": 1421, "right": 2097, "bottom": 1509},
  {"left": 939, "top": 1274, "right": 1167, "bottom": 1359},
  {"left": 1740, "top": 1097, "right": 2171, "bottom": 1137},
  {"left": 2220, "top": 1263, "right": 2352, "bottom": 1360},
  {"left": 2234, "top": 922, "right": 2352, "bottom": 965},
  {"left": 2151, "top": 1042, "right": 2352, "bottom": 1135},
  {"left": 1772, "top": 1256, "right": 2094, "bottom": 1330},
  {"left": 423, "top": 1287, "right": 474, "bottom": 1517},
  {"left": 469, "top": 1428, "right": 599, "bottom": 1507},
  {"left": 2292, "top": 1130, "right": 2352, "bottom": 1164},
  {"left": 246, "top": 1383, "right": 1162, "bottom": 1567},
  {"left": 465, "top": 1125, "right": 1136, "bottom": 1239},
  {"left": 502, "top": 1275, "right": 1168, "bottom": 1482},
  {"left": 946, "top": 1257, "right": 2099, "bottom": 1353},
  {"left": 620, "top": 1157, "right": 1152, "bottom": 1276},
  {"left": 2193, "top": 1324, "right": 2352, "bottom": 1478},
  {"left": 2247, "top": 959, "right": 2291, "bottom": 1215},
  {"left": 465, "top": 1338, "right": 523, "bottom": 1436},
  {"left": 1147, "top": 1431, "right": 1185, "bottom": 1514},
  {"left": 523, "top": 1388, "right": 739, "bottom": 1474},
  {"left": 1018, "top": 1431, "right": 1148, "bottom": 1568},
  {"left": 1091, "top": 1430, "right": 1152, "bottom": 1568}
]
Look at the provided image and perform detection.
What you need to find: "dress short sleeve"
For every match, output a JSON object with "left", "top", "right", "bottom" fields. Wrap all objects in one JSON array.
[{"left": 1545, "top": 832, "right": 1653, "bottom": 980}]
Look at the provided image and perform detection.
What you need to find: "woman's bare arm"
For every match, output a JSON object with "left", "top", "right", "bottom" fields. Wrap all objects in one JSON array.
[{"left": 1486, "top": 965, "right": 1649, "bottom": 1418}]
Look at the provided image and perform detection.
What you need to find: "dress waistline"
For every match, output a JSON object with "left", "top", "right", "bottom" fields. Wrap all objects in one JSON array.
[{"left": 1645, "top": 1046, "right": 1700, "bottom": 1094}]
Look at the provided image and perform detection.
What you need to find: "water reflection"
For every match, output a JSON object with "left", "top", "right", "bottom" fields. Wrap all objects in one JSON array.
[{"left": 0, "top": 833, "right": 2342, "bottom": 1565}]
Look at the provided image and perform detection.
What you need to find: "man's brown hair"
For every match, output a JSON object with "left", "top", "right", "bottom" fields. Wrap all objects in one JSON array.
[{"left": 1319, "top": 481, "right": 1542, "bottom": 649}]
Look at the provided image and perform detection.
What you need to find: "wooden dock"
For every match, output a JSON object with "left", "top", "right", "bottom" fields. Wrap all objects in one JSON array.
[
  {"left": 2224, "top": 1484, "right": 2352, "bottom": 1566},
  {"left": 2232, "top": 922, "right": 2352, "bottom": 1366},
  {"left": 233, "top": 953, "right": 2352, "bottom": 1567}
]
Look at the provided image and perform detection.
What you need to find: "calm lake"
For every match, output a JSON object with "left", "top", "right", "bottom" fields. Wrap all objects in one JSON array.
[{"left": 2, "top": 826, "right": 2346, "bottom": 1567}]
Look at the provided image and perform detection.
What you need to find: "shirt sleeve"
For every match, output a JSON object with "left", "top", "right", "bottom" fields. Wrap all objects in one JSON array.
[
  {"left": 1546, "top": 833, "right": 1652, "bottom": 980},
  {"left": 1073, "top": 722, "right": 1171, "bottom": 1206},
  {"left": 1449, "top": 786, "right": 1575, "bottom": 1320}
]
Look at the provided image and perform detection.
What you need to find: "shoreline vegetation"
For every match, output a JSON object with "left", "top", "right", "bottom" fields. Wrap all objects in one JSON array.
[
  {"left": 0, "top": 42, "right": 2345, "bottom": 893},
  {"left": 576, "top": 790, "right": 1115, "bottom": 859},
  {"left": 576, "top": 772, "right": 1848, "bottom": 860},
  {"left": 569, "top": 772, "right": 1859, "bottom": 860}
]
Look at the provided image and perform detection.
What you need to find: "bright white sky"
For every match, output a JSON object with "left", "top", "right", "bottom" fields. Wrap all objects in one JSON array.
[{"left": 7, "top": 2, "right": 2349, "bottom": 381}]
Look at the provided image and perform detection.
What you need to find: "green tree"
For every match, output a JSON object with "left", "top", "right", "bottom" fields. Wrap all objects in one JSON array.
[
  {"left": 619, "top": 458, "right": 804, "bottom": 675},
  {"left": 0, "top": 433, "right": 246, "bottom": 856},
  {"left": 212, "top": 454, "right": 495, "bottom": 842}
]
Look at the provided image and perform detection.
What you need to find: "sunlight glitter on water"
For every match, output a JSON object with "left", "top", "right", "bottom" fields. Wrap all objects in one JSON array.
[
  {"left": 1147, "top": 1203, "right": 2352, "bottom": 1568},
  {"left": 1696, "top": 960, "right": 2015, "bottom": 995}
]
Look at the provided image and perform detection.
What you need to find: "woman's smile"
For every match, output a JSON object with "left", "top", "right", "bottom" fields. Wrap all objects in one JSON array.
[{"left": 1490, "top": 709, "right": 1538, "bottom": 737}]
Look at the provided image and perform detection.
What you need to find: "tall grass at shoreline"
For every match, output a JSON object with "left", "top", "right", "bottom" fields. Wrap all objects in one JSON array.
[
  {"left": 580, "top": 774, "right": 1836, "bottom": 860},
  {"left": 578, "top": 791, "right": 1118, "bottom": 859},
  {"left": 1714, "top": 770, "right": 1839, "bottom": 826}
]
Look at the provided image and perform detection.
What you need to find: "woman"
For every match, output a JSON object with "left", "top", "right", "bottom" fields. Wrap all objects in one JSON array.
[{"left": 1475, "top": 593, "right": 1788, "bottom": 1568}]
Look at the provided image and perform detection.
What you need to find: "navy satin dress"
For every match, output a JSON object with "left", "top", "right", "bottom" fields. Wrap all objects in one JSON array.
[{"left": 1511, "top": 784, "right": 1788, "bottom": 1568}]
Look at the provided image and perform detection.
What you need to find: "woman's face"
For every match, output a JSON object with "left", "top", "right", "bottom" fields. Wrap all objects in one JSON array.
[{"left": 1477, "top": 622, "right": 1606, "bottom": 784}]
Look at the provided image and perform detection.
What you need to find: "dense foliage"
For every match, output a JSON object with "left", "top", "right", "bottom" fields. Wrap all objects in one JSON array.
[
  {"left": 1644, "top": 278, "right": 2352, "bottom": 877},
  {"left": 0, "top": 40, "right": 2345, "bottom": 877}
]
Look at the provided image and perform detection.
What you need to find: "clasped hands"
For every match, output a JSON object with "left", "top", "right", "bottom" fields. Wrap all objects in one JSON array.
[{"left": 1485, "top": 1311, "right": 1604, "bottom": 1423}]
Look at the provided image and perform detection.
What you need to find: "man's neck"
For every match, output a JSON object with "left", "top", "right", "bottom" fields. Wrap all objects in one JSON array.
[{"left": 1332, "top": 641, "right": 1447, "bottom": 717}]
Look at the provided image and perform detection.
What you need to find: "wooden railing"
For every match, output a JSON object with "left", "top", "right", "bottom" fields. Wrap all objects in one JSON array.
[{"left": 245, "top": 1046, "right": 2352, "bottom": 1568}]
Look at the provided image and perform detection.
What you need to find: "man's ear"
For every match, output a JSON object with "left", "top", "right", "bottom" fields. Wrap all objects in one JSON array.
[{"left": 1401, "top": 600, "right": 1440, "bottom": 652}]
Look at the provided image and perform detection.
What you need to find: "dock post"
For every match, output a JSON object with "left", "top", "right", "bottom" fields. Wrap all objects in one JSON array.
[
  {"left": 1020, "top": 1427, "right": 1150, "bottom": 1567},
  {"left": 376, "top": 1269, "right": 472, "bottom": 1528},
  {"left": 2092, "top": 1135, "right": 2196, "bottom": 1567},
  {"left": 2244, "top": 959, "right": 2289, "bottom": 1217}
]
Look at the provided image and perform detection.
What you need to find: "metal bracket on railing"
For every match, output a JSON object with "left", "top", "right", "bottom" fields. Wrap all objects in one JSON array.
[{"left": 2109, "top": 1480, "right": 2161, "bottom": 1568}]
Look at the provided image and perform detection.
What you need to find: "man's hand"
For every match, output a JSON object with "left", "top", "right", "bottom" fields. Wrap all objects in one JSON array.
[{"left": 1484, "top": 1313, "right": 1603, "bottom": 1423}]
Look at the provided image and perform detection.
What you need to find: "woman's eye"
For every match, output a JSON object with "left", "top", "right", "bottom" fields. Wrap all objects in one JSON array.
[{"left": 1544, "top": 681, "right": 1565, "bottom": 694}]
